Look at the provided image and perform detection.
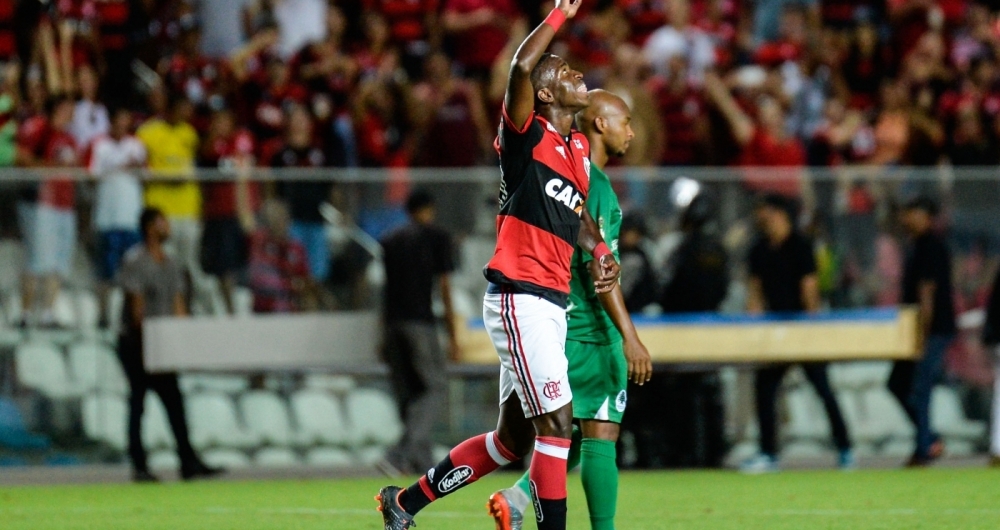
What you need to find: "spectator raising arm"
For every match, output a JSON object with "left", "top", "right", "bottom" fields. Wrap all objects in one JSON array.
[{"left": 704, "top": 71, "right": 754, "bottom": 146}]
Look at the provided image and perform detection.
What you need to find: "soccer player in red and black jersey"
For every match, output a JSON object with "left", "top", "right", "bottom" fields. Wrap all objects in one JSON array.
[{"left": 376, "top": 2, "right": 619, "bottom": 529}]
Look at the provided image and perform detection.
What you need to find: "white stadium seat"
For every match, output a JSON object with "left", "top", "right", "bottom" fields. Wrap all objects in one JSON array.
[
  {"left": 68, "top": 342, "right": 129, "bottom": 395},
  {"left": 931, "top": 387, "right": 987, "bottom": 440},
  {"left": 233, "top": 287, "right": 254, "bottom": 316},
  {"left": 305, "top": 447, "right": 355, "bottom": 468},
  {"left": 142, "top": 393, "right": 176, "bottom": 450},
  {"left": 148, "top": 450, "right": 180, "bottom": 471},
  {"left": 254, "top": 447, "right": 301, "bottom": 467},
  {"left": 202, "top": 449, "right": 251, "bottom": 469},
  {"left": 356, "top": 446, "right": 388, "bottom": 466},
  {"left": 180, "top": 375, "right": 250, "bottom": 395},
  {"left": 82, "top": 393, "right": 128, "bottom": 450},
  {"left": 291, "top": 390, "right": 354, "bottom": 447},
  {"left": 52, "top": 292, "right": 78, "bottom": 328},
  {"left": 16, "top": 342, "right": 82, "bottom": 399},
  {"left": 240, "top": 391, "right": 294, "bottom": 447},
  {"left": 856, "top": 388, "right": 914, "bottom": 442},
  {"left": 187, "top": 392, "right": 258, "bottom": 449},
  {"left": 828, "top": 362, "right": 892, "bottom": 391},
  {"left": 781, "top": 440, "right": 832, "bottom": 459},
  {"left": 782, "top": 388, "right": 832, "bottom": 442},
  {"left": 303, "top": 374, "right": 357, "bottom": 394},
  {"left": 74, "top": 290, "right": 101, "bottom": 330},
  {"left": 345, "top": 388, "right": 403, "bottom": 446}
]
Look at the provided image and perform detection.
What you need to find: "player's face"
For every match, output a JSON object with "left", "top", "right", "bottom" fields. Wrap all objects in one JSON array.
[
  {"left": 604, "top": 106, "right": 635, "bottom": 158},
  {"left": 551, "top": 60, "right": 589, "bottom": 109},
  {"left": 112, "top": 111, "right": 132, "bottom": 136}
]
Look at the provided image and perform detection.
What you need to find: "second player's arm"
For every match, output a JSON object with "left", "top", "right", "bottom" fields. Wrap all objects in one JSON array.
[
  {"left": 579, "top": 209, "right": 620, "bottom": 293},
  {"left": 597, "top": 285, "right": 653, "bottom": 384}
]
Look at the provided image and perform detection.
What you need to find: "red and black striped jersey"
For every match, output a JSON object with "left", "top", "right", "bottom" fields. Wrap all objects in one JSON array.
[{"left": 484, "top": 106, "right": 592, "bottom": 308}]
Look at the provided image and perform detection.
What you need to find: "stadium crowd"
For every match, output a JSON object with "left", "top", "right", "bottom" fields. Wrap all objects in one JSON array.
[{"left": 0, "top": 0, "right": 993, "bottom": 326}]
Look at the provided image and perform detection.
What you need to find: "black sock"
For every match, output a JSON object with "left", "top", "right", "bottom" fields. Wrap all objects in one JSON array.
[
  {"left": 399, "top": 480, "right": 433, "bottom": 516},
  {"left": 534, "top": 497, "right": 568, "bottom": 530}
]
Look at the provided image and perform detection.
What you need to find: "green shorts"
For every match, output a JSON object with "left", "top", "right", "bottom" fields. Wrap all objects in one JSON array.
[{"left": 566, "top": 339, "right": 627, "bottom": 423}]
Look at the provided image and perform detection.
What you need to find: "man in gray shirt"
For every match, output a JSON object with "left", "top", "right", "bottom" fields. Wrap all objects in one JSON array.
[{"left": 117, "top": 208, "right": 221, "bottom": 482}]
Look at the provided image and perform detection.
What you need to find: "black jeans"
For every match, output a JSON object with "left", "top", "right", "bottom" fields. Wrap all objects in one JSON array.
[
  {"left": 888, "top": 335, "right": 953, "bottom": 458},
  {"left": 755, "top": 363, "right": 851, "bottom": 456},
  {"left": 116, "top": 331, "right": 199, "bottom": 472}
]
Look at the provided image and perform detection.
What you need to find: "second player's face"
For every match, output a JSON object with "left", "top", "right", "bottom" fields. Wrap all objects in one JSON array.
[{"left": 604, "top": 110, "right": 635, "bottom": 157}]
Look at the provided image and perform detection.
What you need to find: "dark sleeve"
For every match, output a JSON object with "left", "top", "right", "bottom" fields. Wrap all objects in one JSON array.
[
  {"left": 914, "top": 241, "right": 946, "bottom": 284},
  {"left": 432, "top": 229, "right": 456, "bottom": 275},
  {"left": 797, "top": 237, "right": 818, "bottom": 277},
  {"left": 498, "top": 109, "right": 544, "bottom": 193},
  {"left": 983, "top": 267, "right": 1000, "bottom": 345},
  {"left": 747, "top": 241, "right": 763, "bottom": 278}
]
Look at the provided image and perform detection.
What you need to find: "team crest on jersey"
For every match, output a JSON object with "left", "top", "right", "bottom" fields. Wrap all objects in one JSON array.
[
  {"left": 616, "top": 390, "right": 627, "bottom": 412},
  {"left": 573, "top": 138, "right": 584, "bottom": 150}
]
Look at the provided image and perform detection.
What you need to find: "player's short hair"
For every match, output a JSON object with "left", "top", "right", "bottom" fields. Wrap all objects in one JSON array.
[
  {"left": 140, "top": 208, "right": 165, "bottom": 241},
  {"left": 902, "top": 195, "right": 939, "bottom": 217},
  {"left": 755, "top": 193, "right": 796, "bottom": 220},
  {"left": 406, "top": 189, "right": 435, "bottom": 214},
  {"left": 530, "top": 53, "right": 563, "bottom": 96},
  {"left": 44, "top": 95, "right": 74, "bottom": 117}
]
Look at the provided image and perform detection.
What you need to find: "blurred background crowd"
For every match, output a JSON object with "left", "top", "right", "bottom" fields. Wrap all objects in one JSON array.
[{"left": 1, "top": 0, "right": 999, "bottom": 472}]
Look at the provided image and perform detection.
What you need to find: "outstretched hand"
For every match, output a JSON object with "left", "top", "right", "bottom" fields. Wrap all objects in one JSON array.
[
  {"left": 589, "top": 253, "right": 620, "bottom": 294},
  {"left": 556, "top": 0, "right": 583, "bottom": 19}
]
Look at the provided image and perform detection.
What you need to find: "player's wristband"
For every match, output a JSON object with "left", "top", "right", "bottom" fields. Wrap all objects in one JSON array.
[
  {"left": 592, "top": 242, "right": 612, "bottom": 261},
  {"left": 544, "top": 8, "right": 566, "bottom": 32}
]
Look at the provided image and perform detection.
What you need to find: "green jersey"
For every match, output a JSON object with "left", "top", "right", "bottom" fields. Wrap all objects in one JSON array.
[{"left": 566, "top": 164, "right": 622, "bottom": 344}]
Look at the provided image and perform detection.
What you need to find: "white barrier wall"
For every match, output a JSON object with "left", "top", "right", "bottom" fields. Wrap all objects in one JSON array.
[{"left": 143, "top": 312, "right": 381, "bottom": 372}]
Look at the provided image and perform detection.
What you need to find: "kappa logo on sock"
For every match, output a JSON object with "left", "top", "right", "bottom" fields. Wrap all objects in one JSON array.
[
  {"left": 529, "top": 480, "right": 543, "bottom": 523},
  {"left": 437, "top": 465, "right": 473, "bottom": 494},
  {"left": 616, "top": 390, "right": 627, "bottom": 412}
]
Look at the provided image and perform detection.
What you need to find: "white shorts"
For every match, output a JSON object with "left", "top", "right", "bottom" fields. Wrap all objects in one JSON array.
[
  {"left": 483, "top": 292, "right": 572, "bottom": 418},
  {"left": 20, "top": 203, "right": 76, "bottom": 278}
]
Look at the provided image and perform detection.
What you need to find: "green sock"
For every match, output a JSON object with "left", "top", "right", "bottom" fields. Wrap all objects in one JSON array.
[
  {"left": 581, "top": 438, "right": 618, "bottom": 530},
  {"left": 514, "top": 426, "right": 582, "bottom": 499}
]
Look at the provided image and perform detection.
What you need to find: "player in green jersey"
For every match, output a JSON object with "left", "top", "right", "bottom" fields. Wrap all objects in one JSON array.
[{"left": 488, "top": 90, "right": 653, "bottom": 530}]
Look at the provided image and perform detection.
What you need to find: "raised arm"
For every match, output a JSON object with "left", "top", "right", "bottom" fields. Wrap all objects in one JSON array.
[
  {"left": 504, "top": 0, "right": 582, "bottom": 129},
  {"left": 704, "top": 72, "right": 754, "bottom": 146},
  {"left": 579, "top": 209, "right": 620, "bottom": 293}
]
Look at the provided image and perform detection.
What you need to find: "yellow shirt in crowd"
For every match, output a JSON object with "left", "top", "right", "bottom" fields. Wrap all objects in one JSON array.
[{"left": 136, "top": 118, "right": 201, "bottom": 219}]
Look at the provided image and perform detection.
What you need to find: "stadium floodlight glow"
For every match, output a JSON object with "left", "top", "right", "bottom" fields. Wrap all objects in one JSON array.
[{"left": 670, "top": 177, "right": 701, "bottom": 209}]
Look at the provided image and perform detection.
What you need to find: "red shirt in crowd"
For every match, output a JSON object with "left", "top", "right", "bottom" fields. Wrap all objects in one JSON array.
[
  {"left": 617, "top": 0, "right": 667, "bottom": 45},
  {"left": 42, "top": 130, "right": 78, "bottom": 210},
  {"left": 443, "top": 0, "right": 518, "bottom": 72},
  {"left": 200, "top": 129, "right": 261, "bottom": 219},
  {"left": 0, "top": 0, "right": 15, "bottom": 61},
  {"left": 248, "top": 229, "right": 309, "bottom": 313},
  {"left": 738, "top": 129, "right": 805, "bottom": 197},
  {"left": 364, "top": 0, "right": 439, "bottom": 45},
  {"left": 648, "top": 77, "right": 705, "bottom": 165},
  {"left": 94, "top": 0, "right": 133, "bottom": 52}
]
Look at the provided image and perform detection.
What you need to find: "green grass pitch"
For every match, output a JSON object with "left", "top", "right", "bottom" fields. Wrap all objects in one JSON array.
[{"left": 2, "top": 469, "right": 998, "bottom": 529}]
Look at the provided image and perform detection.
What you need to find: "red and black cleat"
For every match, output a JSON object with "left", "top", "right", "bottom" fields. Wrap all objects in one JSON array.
[{"left": 376, "top": 486, "right": 417, "bottom": 529}]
